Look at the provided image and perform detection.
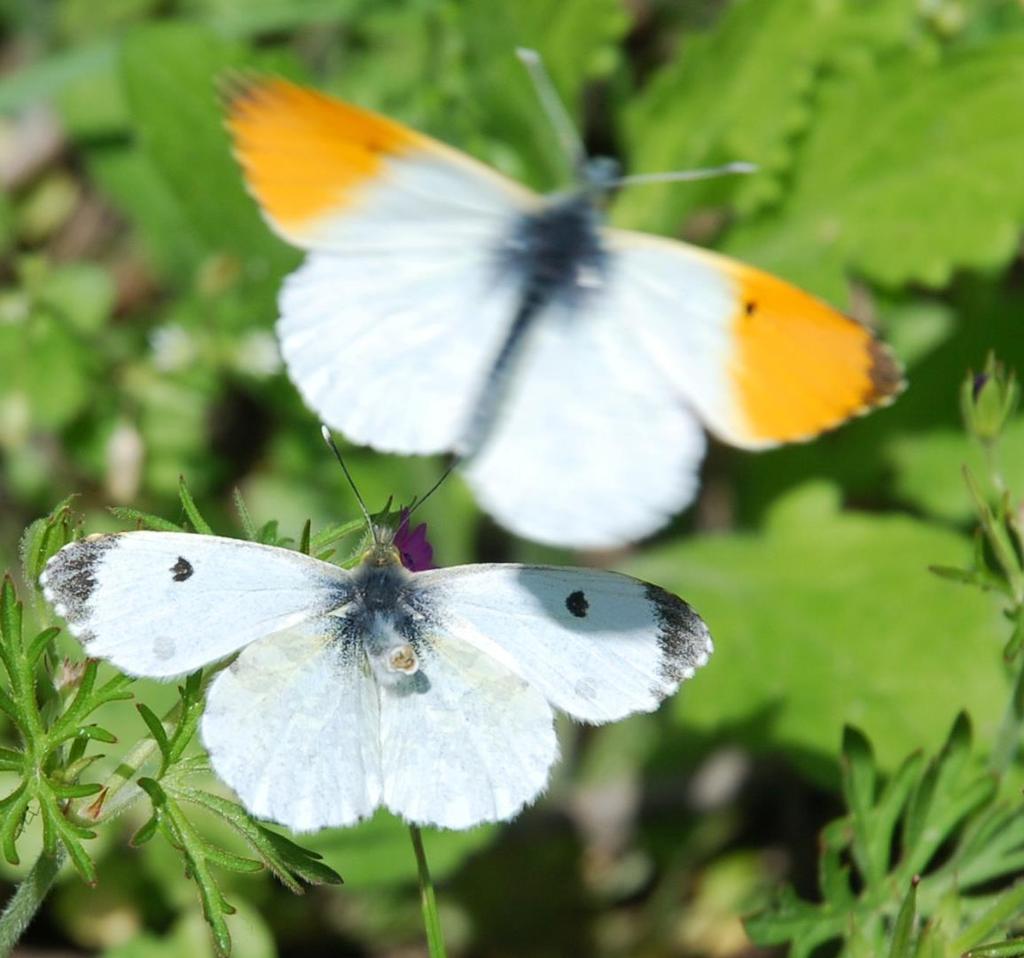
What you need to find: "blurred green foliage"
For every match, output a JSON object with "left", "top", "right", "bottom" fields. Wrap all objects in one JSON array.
[{"left": 2, "top": 0, "right": 1024, "bottom": 954}]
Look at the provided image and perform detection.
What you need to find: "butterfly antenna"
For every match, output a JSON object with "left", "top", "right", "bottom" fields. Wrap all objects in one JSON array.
[
  {"left": 515, "top": 47, "right": 587, "bottom": 176},
  {"left": 406, "top": 458, "right": 458, "bottom": 520},
  {"left": 611, "top": 161, "right": 758, "bottom": 188},
  {"left": 320, "top": 425, "right": 376, "bottom": 542}
]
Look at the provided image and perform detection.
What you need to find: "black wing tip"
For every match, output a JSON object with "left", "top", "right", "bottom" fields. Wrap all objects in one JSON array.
[
  {"left": 39, "top": 534, "right": 120, "bottom": 634},
  {"left": 217, "top": 69, "right": 278, "bottom": 115},
  {"left": 643, "top": 582, "right": 714, "bottom": 684}
]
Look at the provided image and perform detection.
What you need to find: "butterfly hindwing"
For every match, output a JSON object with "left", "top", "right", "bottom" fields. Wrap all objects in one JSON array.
[
  {"left": 462, "top": 287, "right": 707, "bottom": 548},
  {"left": 201, "top": 622, "right": 383, "bottom": 831},
  {"left": 378, "top": 629, "right": 556, "bottom": 829}
]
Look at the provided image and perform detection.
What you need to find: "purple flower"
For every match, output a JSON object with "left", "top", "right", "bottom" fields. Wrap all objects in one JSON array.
[{"left": 394, "top": 509, "right": 435, "bottom": 572}]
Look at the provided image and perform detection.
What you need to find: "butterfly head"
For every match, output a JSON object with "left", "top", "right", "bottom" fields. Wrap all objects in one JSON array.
[
  {"left": 583, "top": 156, "right": 621, "bottom": 198},
  {"left": 362, "top": 505, "right": 435, "bottom": 572}
]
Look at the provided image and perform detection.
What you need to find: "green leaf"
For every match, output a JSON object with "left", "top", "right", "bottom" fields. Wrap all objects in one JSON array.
[
  {"left": 138, "top": 777, "right": 237, "bottom": 956},
  {"left": 616, "top": 0, "right": 911, "bottom": 233},
  {"left": 625, "top": 483, "right": 1006, "bottom": 776},
  {"left": 723, "top": 37, "right": 1024, "bottom": 296},
  {"left": 232, "top": 489, "right": 258, "bottom": 541},
  {"left": 308, "top": 518, "right": 364, "bottom": 555},
  {"left": 178, "top": 476, "right": 213, "bottom": 535},
  {"left": 109, "top": 506, "right": 185, "bottom": 533},
  {"left": 137, "top": 703, "right": 171, "bottom": 773},
  {"left": 119, "top": 21, "right": 294, "bottom": 273},
  {"left": 841, "top": 726, "right": 878, "bottom": 880},
  {"left": 0, "top": 312, "right": 92, "bottom": 430},
  {"left": 20, "top": 494, "right": 77, "bottom": 585},
  {"left": 747, "top": 715, "right": 1024, "bottom": 955},
  {"left": 35, "top": 263, "right": 115, "bottom": 334},
  {"left": 889, "top": 878, "right": 919, "bottom": 958},
  {"left": 891, "top": 421, "right": 1024, "bottom": 524},
  {"left": 168, "top": 784, "right": 342, "bottom": 893}
]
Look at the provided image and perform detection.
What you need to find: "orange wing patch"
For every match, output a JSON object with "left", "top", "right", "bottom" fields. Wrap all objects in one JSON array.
[
  {"left": 726, "top": 263, "right": 903, "bottom": 445},
  {"left": 225, "top": 77, "right": 424, "bottom": 239}
]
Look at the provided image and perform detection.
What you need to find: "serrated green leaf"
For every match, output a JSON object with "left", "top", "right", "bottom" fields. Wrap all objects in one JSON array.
[
  {"left": 119, "top": 21, "right": 293, "bottom": 277},
  {"left": 625, "top": 484, "right": 1005, "bottom": 775},
  {"left": 723, "top": 38, "right": 1024, "bottom": 296},
  {"left": 617, "top": 0, "right": 887, "bottom": 233}
]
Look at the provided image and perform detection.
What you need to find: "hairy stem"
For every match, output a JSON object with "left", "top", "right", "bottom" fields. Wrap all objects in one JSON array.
[
  {"left": 409, "top": 825, "right": 447, "bottom": 958},
  {"left": 0, "top": 848, "right": 66, "bottom": 955}
]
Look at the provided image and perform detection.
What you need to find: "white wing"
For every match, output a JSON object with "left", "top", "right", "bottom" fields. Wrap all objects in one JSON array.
[
  {"left": 201, "top": 623, "right": 381, "bottom": 831},
  {"left": 40, "top": 533, "right": 350, "bottom": 677},
  {"left": 460, "top": 278, "right": 707, "bottom": 548},
  {"left": 278, "top": 246, "right": 523, "bottom": 454},
  {"left": 379, "top": 629, "right": 556, "bottom": 829},
  {"left": 230, "top": 78, "right": 540, "bottom": 456},
  {"left": 605, "top": 229, "right": 903, "bottom": 448},
  {"left": 416, "top": 565, "right": 713, "bottom": 724}
]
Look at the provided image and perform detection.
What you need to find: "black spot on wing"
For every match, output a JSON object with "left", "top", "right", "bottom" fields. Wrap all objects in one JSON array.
[
  {"left": 565, "top": 590, "right": 589, "bottom": 618},
  {"left": 643, "top": 583, "right": 712, "bottom": 684},
  {"left": 171, "top": 557, "right": 193, "bottom": 582}
]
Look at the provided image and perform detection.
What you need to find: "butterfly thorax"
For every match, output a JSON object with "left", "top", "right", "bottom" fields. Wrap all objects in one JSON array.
[
  {"left": 336, "top": 556, "right": 433, "bottom": 688},
  {"left": 500, "top": 193, "right": 608, "bottom": 310}
]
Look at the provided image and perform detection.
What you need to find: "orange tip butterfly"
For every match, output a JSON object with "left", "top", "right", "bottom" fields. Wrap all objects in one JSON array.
[
  {"left": 38, "top": 443, "right": 712, "bottom": 831},
  {"left": 224, "top": 54, "right": 904, "bottom": 549}
]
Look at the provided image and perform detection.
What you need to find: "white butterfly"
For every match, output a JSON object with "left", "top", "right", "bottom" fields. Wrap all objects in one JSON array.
[
  {"left": 39, "top": 520, "right": 712, "bottom": 831},
  {"left": 226, "top": 61, "right": 902, "bottom": 549}
]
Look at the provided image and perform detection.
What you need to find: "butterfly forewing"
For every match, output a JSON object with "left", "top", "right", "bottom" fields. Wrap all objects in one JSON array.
[
  {"left": 226, "top": 77, "right": 536, "bottom": 251},
  {"left": 608, "top": 230, "right": 904, "bottom": 449},
  {"left": 40, "top": 533, "right": 352, "bottom": 677},
  {"left": 416, "top": 564, "right": 713, "bottom": 723}
]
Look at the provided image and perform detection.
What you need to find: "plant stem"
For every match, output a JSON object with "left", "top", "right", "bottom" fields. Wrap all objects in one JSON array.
[
  {"left": 0, "top": 848, "right": 66, "bottom": 955},
  {"left": 409, "top": 825, "right": 447, "bottom": 958},
  {"left": 67, "top": 666, "right": 223, "bottom": 826}
]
